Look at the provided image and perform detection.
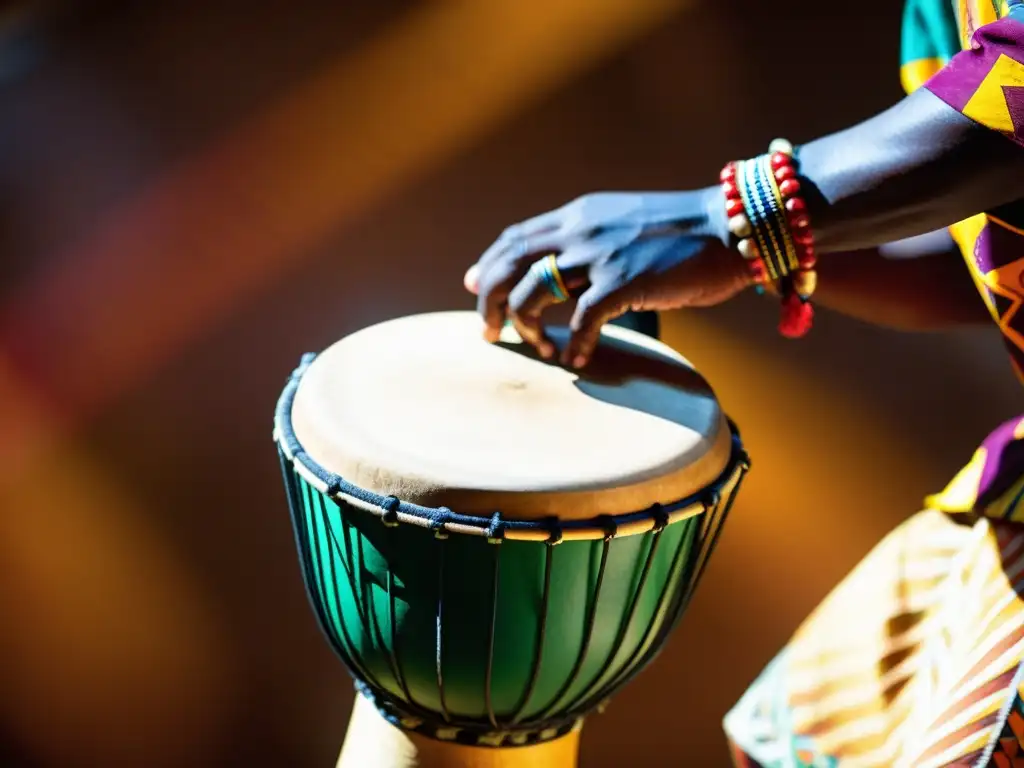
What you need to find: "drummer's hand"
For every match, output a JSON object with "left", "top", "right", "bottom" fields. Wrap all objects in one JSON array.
[{"left": 464, "top": 189, "right": 751, "bottom": 367}]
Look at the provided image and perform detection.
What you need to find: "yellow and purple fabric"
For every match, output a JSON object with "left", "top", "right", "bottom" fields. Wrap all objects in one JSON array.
[
  {"left": 910, "top": 0, "right": 1024, "bottom": 521},
  {"left": 725, "top": 3, "right": 1024, "bottom": 766}
]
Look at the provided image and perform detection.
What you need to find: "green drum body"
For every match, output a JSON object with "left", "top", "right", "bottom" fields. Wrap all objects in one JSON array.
[{"left": 275, "top": 352, "right": 749, "bottom": 748}]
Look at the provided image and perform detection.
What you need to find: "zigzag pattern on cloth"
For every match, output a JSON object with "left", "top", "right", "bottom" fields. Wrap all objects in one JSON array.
[{"left": 725, "top": 512, "right": 1024, "bottom": 767}]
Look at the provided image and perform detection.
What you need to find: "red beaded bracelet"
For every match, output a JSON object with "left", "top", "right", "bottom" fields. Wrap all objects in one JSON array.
[
  {"left": 719, "top": 138, "right": 818, "bottom": 338},
  {"left": 769, "top": 140, "right": 817, "bottom": 338},
  {"left": 719, "top": 163, "right": 768, "bottom": 285}
]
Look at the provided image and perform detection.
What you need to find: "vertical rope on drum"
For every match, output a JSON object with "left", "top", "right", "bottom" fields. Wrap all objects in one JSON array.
[
  {"left": 336, "top": 511, "right": 374, "bottom": 641},
  {"left": 303, "top": 482, "right": 362, "bottom": 672},
  {"left": 386, "top": 570, "right": 416, "bottom": 708},
  {"left": 536, "top": 518, "right": 617, "bottom": 721},
  {"left": 510, "top": 522, "right": 560, "bottom": 725},
  {"left": 572, "top": 458, "right": 749, "bottom": 715},
  {"left": 601, "top": 494, "right": 726, "bottom": 700},
  {"left": 356, "top": 531, "right": 405, "bottom": 705},
  {"left": 434, "top": 527, "right": 452, "bottom": 723},
  {"left": 652, "top": 446, "right": 750, "bottom": 655},
  {"left": 279, "top": 452, "right": 364, "bottom": 680},
  {"left": 570, "top": 507, "right": 695, "bottom": 715},
  {"left": 672, "top": 460, "right": 748, "bottom": 629},
  {"left": 319, "top": 497, "right": 385, "bottom": 693},
  {"left": 378, "top": 495, "right": 415, "bottom": 707},
  {"left": 567, "top": 506, "right": 668, "bottom": 711},
  {"left": 684, "top": 489, "right": 722, "bottom": 601},
  {"left": 309, "top": 482, "right": 384, "bottom": 691},
  {"left": 484, "top": 537, "right": 503, "bottom": 729}
]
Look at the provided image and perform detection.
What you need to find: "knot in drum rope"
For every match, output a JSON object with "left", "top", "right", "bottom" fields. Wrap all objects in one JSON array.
[
  {"left": 381, "top": 495, "right": 401, "bottom": 528},
  {"left": 485, "top": 512, "right": 504, "bottom": 544},
  {"left": 544, "top": 517, "right": 563, "bottom": 546},
  {"left": 702, "top": 489, "right": 721, "bottom": 511},
  {"left": 431, "top": 509, "right": 451, "bottom": 540},
  {"left": 650, "top": 503, "right": 669, "bottom": 534}
]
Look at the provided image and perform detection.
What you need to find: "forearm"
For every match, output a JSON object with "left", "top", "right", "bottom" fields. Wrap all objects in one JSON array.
[
  {"left": 699, "top": 13, "right": 1024, "bottom": 255},
  {"left": 811, "top": 243, "right": 990, "bottom": 330},
  {"left": 798, "top": 88, "right": 1024, "bottom": 252},
  {"left": 699, "top": 91, "right": 1024, "bottom": 266},
  {"left": 799, "top": 9, "right": 1024, "bottom": 253},
  {"left": 757, "top": 229, "right": 990, "bottom": 330}
]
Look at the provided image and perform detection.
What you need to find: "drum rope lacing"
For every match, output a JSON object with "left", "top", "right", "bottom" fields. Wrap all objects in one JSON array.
[
  {"left": 274, "top": 352, "right": 751, "bottom": 747},
  {"left": 275, "top": 353, "right": 750, "bottom": 543}
]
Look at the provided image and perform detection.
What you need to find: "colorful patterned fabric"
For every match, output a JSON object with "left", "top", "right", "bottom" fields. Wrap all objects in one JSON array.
[
  {"left": 925, "top": 6, "right": 1024, "bottom": 149},
  {"left": 725, "top": 4, "right": 1024, "bottom": 766},
  {"left": 925, "top": 415, "right": 1024, "bottom": 522},
  {"left": 920, "top": 1, "right": 1024, "bottom": 516},
  {"left": 900, "top": 0, "right": 963, "bottom": 92},
  {"left": 726, "top": 512, "right": 1024, "bottom": 767},
  {"left": 990, "top": 693, "right": 1024, "bottom": 768}
]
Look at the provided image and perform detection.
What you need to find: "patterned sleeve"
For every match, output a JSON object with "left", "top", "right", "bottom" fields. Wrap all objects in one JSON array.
[{"left": 923, "top": 1, "right": 1024, "bottom": 147}]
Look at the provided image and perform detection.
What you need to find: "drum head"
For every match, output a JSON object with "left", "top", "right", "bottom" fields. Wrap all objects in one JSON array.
[{"left": 290, "top": 311, "right": 730, "bottom": 519}]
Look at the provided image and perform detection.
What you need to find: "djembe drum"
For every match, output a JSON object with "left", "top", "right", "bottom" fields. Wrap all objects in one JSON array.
[{"left": 273, "top": 311, "right": 748, "bottom": 767}]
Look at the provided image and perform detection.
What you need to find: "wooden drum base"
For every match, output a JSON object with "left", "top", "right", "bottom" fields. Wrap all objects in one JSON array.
[{"left": 337, "top": 694, "right": 582, "bottom": 768}]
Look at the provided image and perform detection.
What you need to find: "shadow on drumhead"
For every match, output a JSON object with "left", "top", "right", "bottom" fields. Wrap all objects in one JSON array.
[
  {"left": 278, "top": 312, "right": 739, "bottom": 746},
  {"left": 276, "top": 332, "right": 746, "bottom": 747},
  {"left": 493, "top": 325, "right": 717, "bottom": 430}
]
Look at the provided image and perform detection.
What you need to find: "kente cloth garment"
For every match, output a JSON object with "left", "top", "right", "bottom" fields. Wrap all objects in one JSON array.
[
  {"left": 724, "top": 3, "right": 1024, "bottom": 766},
  {"left": 903, "top": 0, "right": 1024, "bottom": 388}
]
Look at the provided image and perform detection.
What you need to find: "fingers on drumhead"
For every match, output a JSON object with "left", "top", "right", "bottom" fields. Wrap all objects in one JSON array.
[
  {"left": 506, "top": 254, "right": 582, "bottom": 360},
  {"left": 506, "top": 254, "right": 582, "bottom": 312},
  {"left": 474, "top": 243, "right": 567, "bottom": 343},
  {"left": 509, "top": 315, "right": 554, "bottom": 360},
  {"left": 565, "top": 283, "right": 631, "bottom": 368},
  {"left": 469, "top": 207, "right": 586, "bottom": 346},
  {"left": 476, "top": 257, "right": 535, "bottom": 341}
]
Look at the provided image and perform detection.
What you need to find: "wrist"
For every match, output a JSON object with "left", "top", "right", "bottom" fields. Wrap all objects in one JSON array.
[
  {"left": 697, "top": 184, "right": 731, "bottom": 250},
  {"left": 694, "top": 183, "right": 757, "bottom": 295},
  {"left": 719, "top": 142, "right": 819, "bottom": 337}
]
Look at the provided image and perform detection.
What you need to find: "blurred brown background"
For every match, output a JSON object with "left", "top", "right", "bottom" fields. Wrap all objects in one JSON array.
[{"left": 0, "top": 1, "right": 1019, "bottom": 766}]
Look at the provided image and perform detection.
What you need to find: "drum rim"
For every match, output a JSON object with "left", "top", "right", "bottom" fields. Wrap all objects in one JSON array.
[{"left": 274, "top": 353, "right": 750, "bottom": 542}]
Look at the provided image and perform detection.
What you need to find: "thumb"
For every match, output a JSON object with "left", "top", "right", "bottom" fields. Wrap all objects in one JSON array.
[{"left": 563, "top": 281, "right": 633, "bottom": 368}]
